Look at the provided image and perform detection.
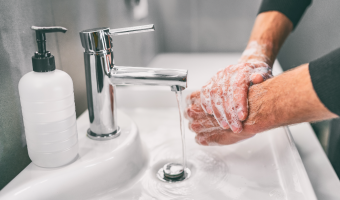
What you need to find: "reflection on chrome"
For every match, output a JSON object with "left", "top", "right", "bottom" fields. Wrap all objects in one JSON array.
[{"left": 79, "top": 25, "right": 188, "bottom": 140}]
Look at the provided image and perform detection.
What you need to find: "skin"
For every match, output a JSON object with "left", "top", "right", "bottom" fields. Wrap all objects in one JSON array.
[
  {"left": 200, "top": 11, "right": 294, "bottom": 133},
  {"left": 186, "top": 64, "right": 338, "bottom": 145}
]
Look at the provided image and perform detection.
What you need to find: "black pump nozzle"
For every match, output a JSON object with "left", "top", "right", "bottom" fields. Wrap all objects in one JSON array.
[{"left": 31, "top": 26, "right": 67, "bottom": 72}]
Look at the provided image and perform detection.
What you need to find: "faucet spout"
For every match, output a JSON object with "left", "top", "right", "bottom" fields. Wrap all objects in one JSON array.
[
  {"left": 109, "top": 66, "right": 187, "bottom": 90},
  {"left": 80, "top": 24, "right": 188, "bottom": 140}
]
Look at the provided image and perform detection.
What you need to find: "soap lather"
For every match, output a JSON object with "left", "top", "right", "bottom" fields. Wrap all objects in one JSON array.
[{"left": 18, "top": 26, "right": 78, "bottom": 168}]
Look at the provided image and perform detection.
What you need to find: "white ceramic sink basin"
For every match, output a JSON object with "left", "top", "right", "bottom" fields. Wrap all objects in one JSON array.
[
  {"left": 0, "top": 53, "right": 318, "bottom": 200},
  {"left": 0, "top": 111, "right": 148, "bottom": 200}
]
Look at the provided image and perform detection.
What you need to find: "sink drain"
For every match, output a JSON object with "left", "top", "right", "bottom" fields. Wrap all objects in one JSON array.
[{"left": 157, "top": 163, "right": 191, "bottom": 182}]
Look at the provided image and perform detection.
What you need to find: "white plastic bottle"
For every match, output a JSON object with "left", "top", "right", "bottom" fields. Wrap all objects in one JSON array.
[{"left": 18, "top": 26, "right": 78, "bottom": 168}]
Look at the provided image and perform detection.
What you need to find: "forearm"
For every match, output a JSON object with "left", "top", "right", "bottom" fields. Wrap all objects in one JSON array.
[
  {"left": 245, "top": 64, "right": 338, "bottom": 134},
  {"left": 239, "top": 11, "right": 293, "bottom": 66}
]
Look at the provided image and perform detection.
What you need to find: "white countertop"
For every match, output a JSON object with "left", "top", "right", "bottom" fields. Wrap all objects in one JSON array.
[
  {"left": 116, "top": 53, "right": 340, "bottom": 199},
  {"left": 290, "top": 123, "right": 340, "bottom": 199}
]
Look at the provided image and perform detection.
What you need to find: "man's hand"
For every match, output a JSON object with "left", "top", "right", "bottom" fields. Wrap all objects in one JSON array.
[
  {"left": 186, "top": 85, "right": 267, "bottom": 145},
  {"left": 200, "top": 61, "right": 271, "bottom": 133},
  {"left": 199, "top": 11, "right": 294, "bottom": 133},
  {"left": 186, "top": 90, "right": 256, "bottom": 145},
  {"left": 186, "top": 64, "right": 337, "bottom": 146}
]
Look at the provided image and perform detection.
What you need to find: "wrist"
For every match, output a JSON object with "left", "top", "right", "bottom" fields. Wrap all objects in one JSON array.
[
  {"left": 241, "top": 11, "right": 294, "bottom": 67},
  {"left": 244, "top": 78, "right": 282, "bottom": 134},
  {"left": 245, "top": 64, "right": 337, "bottom": 135},
  {"left": 239, "top": 41, "right": 276, "bottom": 66}
]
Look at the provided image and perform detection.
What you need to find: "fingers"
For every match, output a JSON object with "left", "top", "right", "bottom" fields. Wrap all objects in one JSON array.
[
  {"left": 186, "top": 90, "right": 200, "bottom": 107},
  {"left": 190, "top": 113, "right": 256, "bottom": 146},
  {"left": 208, "top": 67, "right": 242, "bottom": 133},
  {"left": 195, "top": 131, "right": 224, "bottom": 146},
  {"left": 185, "top": 90, "right": 204, "bottom": 120},
  {"left": 207, "top": 67, "right": 244, "bottom": 132},
  {"left": 233, "top": 71, "right": 250, "bottom": 121},
  {"left": 200, "top": 70, "right": 224, "bottom": 115},
  {"left": 200, "top": 80, "right": 214, "bottom": 114},
  {"left": 250, "top": 71, "right": 272, "bottom": 84},
  {"left": 250, "top": 74, "right": 264, "bottom": 84},
  {"left": 188, "top": 115, "right": 222, "bottom": 133},
  {"left": 209, "top": 77, "right": 230, "bottom": 130},
  {"left": 185, "top": 105, "right": 205, "bottom": 120},
  {"left": 222, "top": 95, "right": 243, "bottom": 133},
  {"left": 195, "top": 129, "right": 250, "bottom": 146},
  {"left": 250, "top": 63, "right": 272, "bottom": 84}
]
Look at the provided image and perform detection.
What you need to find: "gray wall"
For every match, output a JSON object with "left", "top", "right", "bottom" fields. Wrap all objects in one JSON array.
[
  {"left": 278, "top": 0, "right": 340, "bottom": 70},
  {"left": 155, "top": 0, "right": 262, "bottom": 52},
  {"left": 155, "top": 0, "right": 340, "bottom": 69}
]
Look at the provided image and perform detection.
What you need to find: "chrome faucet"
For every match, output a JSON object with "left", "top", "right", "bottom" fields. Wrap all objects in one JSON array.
[{"left": 79, "top": 24, "right": 188, "bottom": 140}]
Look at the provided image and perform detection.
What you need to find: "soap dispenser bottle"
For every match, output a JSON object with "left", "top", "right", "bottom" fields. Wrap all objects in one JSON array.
[{"left": 18, "top": 26, "right": 78, "bottom": 168}]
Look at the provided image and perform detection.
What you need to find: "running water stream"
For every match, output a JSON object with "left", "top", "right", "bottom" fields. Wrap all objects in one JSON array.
[
  {"left": 175, "top": 90, "right": 187, "bottom": 170},
  {"left": 156, "top": 90, "right": 191, "bottom": 182},
  {"left": 142, "top": 89, "right": 231, "bottom": 198}
]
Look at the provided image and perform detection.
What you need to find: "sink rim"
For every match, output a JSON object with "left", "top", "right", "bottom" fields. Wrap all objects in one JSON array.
[{"left": 0, "top": 110, "right": 148, "bottom": 200}]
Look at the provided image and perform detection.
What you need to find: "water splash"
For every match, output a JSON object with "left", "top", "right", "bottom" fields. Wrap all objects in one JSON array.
[{"left": 143, "top": 141, "right": 228, "bottom": 199}]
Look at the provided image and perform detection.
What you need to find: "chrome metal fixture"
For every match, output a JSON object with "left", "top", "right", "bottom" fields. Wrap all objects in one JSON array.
[
  {"left": 163, "top": 163, "right": 184, "bottom": 179},
  {"left": 79, "top": 24, "right": 188, "bottom": 140},
  {"left": 157, "top": 163, "right": 191, "bottom": 182}
]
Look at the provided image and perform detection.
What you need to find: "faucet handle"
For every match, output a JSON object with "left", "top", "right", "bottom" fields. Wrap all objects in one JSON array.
[
  {"left": 109, "top": 24, "right": 154, "bottom": 36},
  {"left": 79, "top": 24, "right": 154, "bottom": 52}
]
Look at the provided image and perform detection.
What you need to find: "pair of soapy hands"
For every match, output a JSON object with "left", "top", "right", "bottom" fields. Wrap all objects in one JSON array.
[{"left": 185, "top": 42, "right": 273, "bottom": 145}]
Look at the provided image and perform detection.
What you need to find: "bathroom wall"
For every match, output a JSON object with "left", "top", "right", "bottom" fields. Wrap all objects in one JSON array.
[
  {"left": 154, "top": 0, "right": 340, "bottom": 68},
  {"left": 278, "top": 0, "right": 340, "bottom": 71},
  {"left": 0, "top": 0, "right": 159, "bottom": 190},
  {"left": 155, "top": 0, "right": 262, "bottom": 53}
]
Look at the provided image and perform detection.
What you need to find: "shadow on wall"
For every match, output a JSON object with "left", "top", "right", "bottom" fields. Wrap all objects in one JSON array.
[
  {"left": 0, "top": 0, "right": 59, "bottom": 190},
  {"left": 0, "top": 31, "right": 32, "bottom": 191}
]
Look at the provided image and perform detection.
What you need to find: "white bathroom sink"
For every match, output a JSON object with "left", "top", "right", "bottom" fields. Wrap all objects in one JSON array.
[
  {"left": 113, "top": 54, "right": 317, "bottom": 199},
  {"left": 0, "top": 53, "right": 318, "bottom": 200},
  {"left": 108, "top": 108, "right": 316, "bottom": 200},
  {"left": 0, "top": 111, "right": 148, "bottom": 200}
]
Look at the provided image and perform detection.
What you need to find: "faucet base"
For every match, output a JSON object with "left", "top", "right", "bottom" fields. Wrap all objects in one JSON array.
[{"left": 87, "top": 127, "right": 121, "bottom": 141}]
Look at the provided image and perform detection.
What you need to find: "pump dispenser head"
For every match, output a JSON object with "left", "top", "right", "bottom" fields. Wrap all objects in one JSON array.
[{"left": 31, "top": 26, "right": 67, "bottom": 72}]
